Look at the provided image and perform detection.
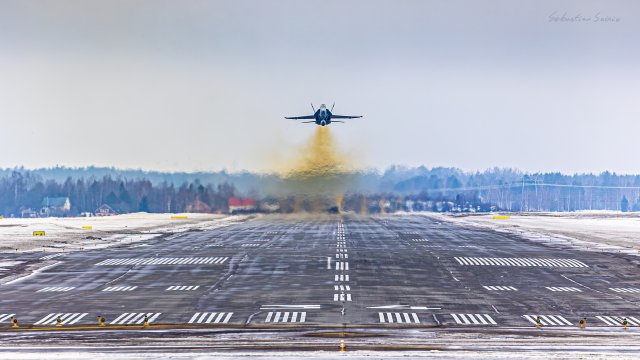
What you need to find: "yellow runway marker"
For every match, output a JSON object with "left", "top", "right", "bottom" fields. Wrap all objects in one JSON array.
[{"left": 493, "top": 215, "right": 511, "bottom": 220}]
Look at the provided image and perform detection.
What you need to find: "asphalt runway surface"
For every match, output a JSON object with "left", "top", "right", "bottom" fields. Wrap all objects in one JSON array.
[{"left": 1, "top": 214, "right": 640, "bottom": 332}]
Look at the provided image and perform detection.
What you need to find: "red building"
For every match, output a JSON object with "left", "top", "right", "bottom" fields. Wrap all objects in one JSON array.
[{"left": 228, "top": 198, "right": 257, "bottom": 214}]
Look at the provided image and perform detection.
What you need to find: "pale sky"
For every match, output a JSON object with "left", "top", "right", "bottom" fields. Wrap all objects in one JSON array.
[{"left": 1, "top": 0, "right": 638, "bottom": 174}]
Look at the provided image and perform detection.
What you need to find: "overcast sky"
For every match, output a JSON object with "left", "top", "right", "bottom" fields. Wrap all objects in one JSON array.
[{"left": 0, "top": 0, "right": 638, "bottom": 174}]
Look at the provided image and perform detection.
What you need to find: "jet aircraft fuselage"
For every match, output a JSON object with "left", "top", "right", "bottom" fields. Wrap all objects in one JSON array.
[{"left": 285, "top": 103, "right": 362, "bottom": 126}]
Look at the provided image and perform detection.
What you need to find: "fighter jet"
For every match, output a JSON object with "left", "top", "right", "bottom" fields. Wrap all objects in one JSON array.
[{"left": 285, "top": 103, "right": 362, "bottom": 126}]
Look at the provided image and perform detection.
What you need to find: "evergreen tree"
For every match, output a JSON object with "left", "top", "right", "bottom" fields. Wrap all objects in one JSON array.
[
  {"left": 621, "top": 195, "right": 629, "bottom": 212},
  {"left": 138, "top": 196, "right": 150, "bottom": 212}
]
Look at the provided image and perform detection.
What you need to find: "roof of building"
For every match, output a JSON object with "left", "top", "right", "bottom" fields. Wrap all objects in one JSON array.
[
  {"left": 228, "top": 197, "right": 256, "bottom": 207},
  {"left": 96, "top": 204, "right": 117, "bottom": 213},
  {"left": 41, "top": 197, "right": 69, "bottom": 207}
]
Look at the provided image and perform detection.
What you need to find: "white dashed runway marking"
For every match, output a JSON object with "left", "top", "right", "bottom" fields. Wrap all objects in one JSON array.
[
  {"left": 96, "top": 257, "right": 229, "bottom": 266},
  {"left": 34, "top": 313, "right": 88, "bottom": 325},
  {"left": 188, "top": 312, "right": 233, "bottom": 324},
  {"left": 36, "top": 287, "right": 75, "bottom": 292},
  {"left": 596, "top": 316, "right": 640, "bottom": 326},
  {"left": 166, "top": 285, "right": 200, "bottom": 291},
  {"left": 241, "top": 244, "right": 260, "bottom": 247},
  {"left": 450, "top": 314, "right": 497, "bottom": 325},
  {"left": 610, "top": 288, "right": 640, "bottom": 293},
  {"left": 545, "top": 286, "right": 582, "bottom": 292},
  {"left": 454, "top": 257, "right": 588, "bottom": 267},
  {"left": 378, "top": 312, "right": 420, "bottom": 324},
  {"left": 333, "top": 293, "right": 353, "bottom": 301},
  {"left": 335, "top": 274, "right": 350, "bottom": 281},
  {"left": 110, "top": 312, "right": 161, "bottom": 325},
  {"left": 523, "top": 314, "right": 572, "bottom": 326},
  {"left": 102, "top": 286, "right": 137, "bottom": 292},
  {"left": 335, "top": 262, "right": 349, "bottom": 271},
  {"left": 264, "top": 311, "right": 306, "bottom": 323},
  {"left": 483, "top": 286, "right": 518, "bottom": 291},
  {"left": 40, "top": 253, "right": 64, "bottom": 260}
]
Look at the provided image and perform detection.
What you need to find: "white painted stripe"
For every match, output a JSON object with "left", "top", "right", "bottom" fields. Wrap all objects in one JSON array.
[
  {"left": 110, "top": 313, "right": 128, "bottom": 324},
  {"left": 118, "top": 313, "right": 137, "bottom": 324},
  {"left": 205, "top": 313, "right": 217, "bottom": 323},
  {"left": 386, "top": 313, "right": 394, "bottom": 323},
  {"left": 148, "top": 313, "right": 161, "bottom": 323},
  {"left": 395, "top": 313, "right": 403, "bottom": 323},
  {"left": 67, "top": 313, "right": 88, "bottom": 325},
  {"left": 34, "top": 313, "right": 56, "bottom": 325},
  {"left": 129, "top": 313, "right": 146, "bottom": 324},
  {"left": 411, "top": 313, "right": 420, "bottom": 323},
  {"left": 188, "top": 313, "right": 200, "bottom": 324}
]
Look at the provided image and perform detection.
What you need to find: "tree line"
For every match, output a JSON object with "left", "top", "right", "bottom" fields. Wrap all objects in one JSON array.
[
  {"left": 0, "top": 171, "right": 236, "bottom": 216},
  {"left": 1, "top": 167, "right": 639, "bottom": 216}
]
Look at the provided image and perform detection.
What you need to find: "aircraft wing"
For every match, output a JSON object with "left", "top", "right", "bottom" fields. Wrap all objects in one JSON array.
[
  {"left": 331, "top": 114, "right": 363, "bottom": 119},
  {"left": 285, "top": 115, "right": 315, "bottom": 120}
]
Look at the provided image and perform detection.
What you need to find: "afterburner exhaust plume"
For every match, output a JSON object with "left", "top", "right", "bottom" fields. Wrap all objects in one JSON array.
[{"left": 281, "top": 127, "right": 351, "bottom": 212}]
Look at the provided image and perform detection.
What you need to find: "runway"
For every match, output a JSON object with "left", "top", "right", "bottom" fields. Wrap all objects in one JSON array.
[{"left": 1, "top": 214, "right": 640, "bottom": 330}]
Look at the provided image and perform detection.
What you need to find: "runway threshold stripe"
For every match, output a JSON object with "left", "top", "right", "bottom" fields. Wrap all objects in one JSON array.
[
  {"left": 455, "top": 257, "right": 588, "bottom": 267},
  {"left": 110, "top": 313, "right": 129, "bottom": 324},
  {"left": 205, "top": 313, "right": 217, "bottom": 323},
  {"left": 34, "top": 313, "right": 56, "bottom": 325},
  {"left": 0, "top": 314, "right": 15, "bottom": 323},
  {"left": 66, "top": 313, "right": 88, "bottom": 325},
  {"left": 189, "top": 313, "right": 200, "bottom": 324}
]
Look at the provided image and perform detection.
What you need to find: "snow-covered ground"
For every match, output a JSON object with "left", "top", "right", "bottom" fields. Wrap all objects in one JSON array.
[
  {"left": 1, "top": 350, "right": 638, "bottom": 359},
  {"left": 420, "top": 211, "right": 640, "bottom": 256},
  {"left": 0, "top": 213, "right": 249, "bottom": 253}
]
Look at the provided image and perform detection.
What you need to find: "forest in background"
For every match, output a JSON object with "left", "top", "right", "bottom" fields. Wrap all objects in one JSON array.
[{"left": 1, "top": 166, "right": 640, "bottom": 216}]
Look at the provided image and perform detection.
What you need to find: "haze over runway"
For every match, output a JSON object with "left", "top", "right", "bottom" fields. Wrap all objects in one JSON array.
[{"left": 1, "top": 0, "right": 639, "bottom": 174}]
